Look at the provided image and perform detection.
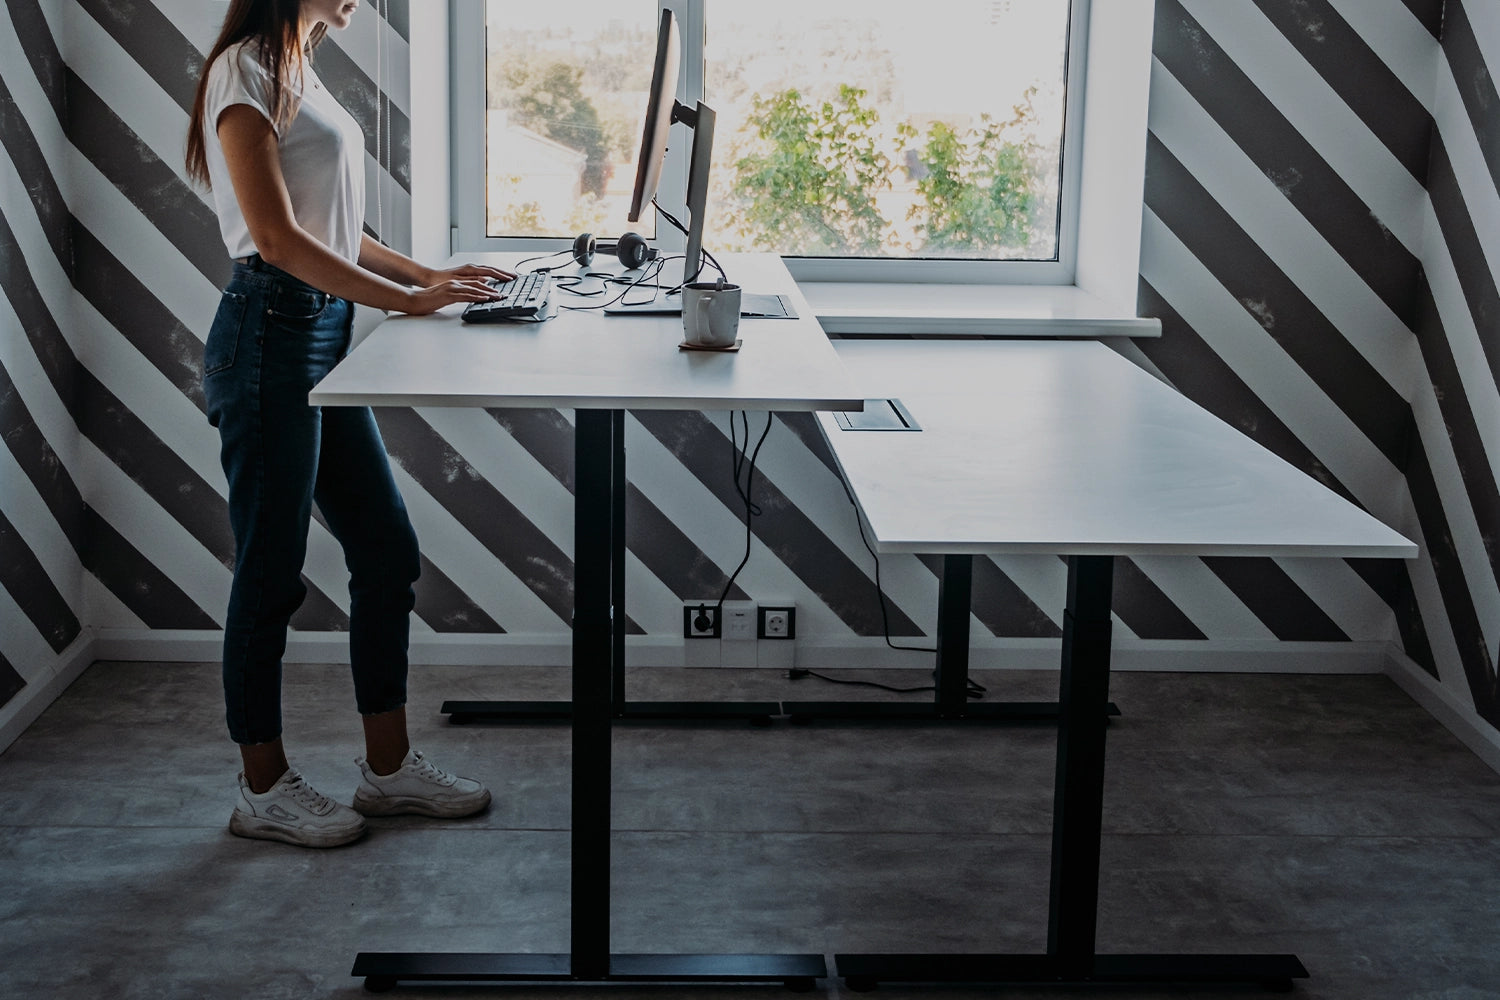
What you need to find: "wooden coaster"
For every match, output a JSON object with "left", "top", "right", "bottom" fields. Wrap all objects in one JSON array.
[{"left": 678, "top": 339, "right": 742, "bottom": 352}]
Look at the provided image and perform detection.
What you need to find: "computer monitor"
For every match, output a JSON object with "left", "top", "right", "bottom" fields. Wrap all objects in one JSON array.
[{"left": 628, "top": 8, "right": 715, "bottom": 284}]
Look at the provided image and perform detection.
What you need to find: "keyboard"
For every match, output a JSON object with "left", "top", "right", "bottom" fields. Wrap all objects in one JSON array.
[{"left": 462, "top": 272, "right": 553, "bottom": 322}]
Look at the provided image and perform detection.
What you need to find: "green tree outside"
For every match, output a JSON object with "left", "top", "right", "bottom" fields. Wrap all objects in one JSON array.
[{"left": 720, "top": 84, "right": 1039, "bottom": 259}]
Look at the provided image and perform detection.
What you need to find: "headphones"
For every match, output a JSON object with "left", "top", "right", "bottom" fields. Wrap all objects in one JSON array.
[{"left": 572, "top": 231, "right": 656, "bottom": 270}]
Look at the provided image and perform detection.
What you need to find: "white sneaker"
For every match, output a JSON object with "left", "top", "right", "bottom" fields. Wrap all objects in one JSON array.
[
  {"left": 352, "top": 749, "right": 491, "bottom": 818},
  {"left": 228, "top": 769, "right": 366, "bottom": 848}
]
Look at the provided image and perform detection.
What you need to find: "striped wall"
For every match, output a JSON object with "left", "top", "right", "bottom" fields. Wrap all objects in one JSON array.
[
  {"left": 1137, "top": 0, "right": 1500, "bottom": 736},
  {"left": 1, "top": 1, "right": 1495, "bottom": 749}
]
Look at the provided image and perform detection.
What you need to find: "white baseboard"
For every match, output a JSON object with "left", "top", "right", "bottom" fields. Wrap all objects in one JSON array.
[
  {"left": 1383, "top": 644, "right": 1500, "bottom": 776},
  {"left": 92, "top": 629, "right": 1391, "bottom": 674},
  {"left": 0, "top": 631, "right": 97, "bottom": 754}
]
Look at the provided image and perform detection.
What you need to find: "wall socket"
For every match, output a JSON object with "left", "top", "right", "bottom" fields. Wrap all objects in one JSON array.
[
  {"left": 683, "top": 602, "right": 795, "bottom": 669},
  {"left": 683, "top": 603, "right": 720, "bottom": 638},
  {"left": 758, "top": 605, "right": 796, "bottom": 639}
]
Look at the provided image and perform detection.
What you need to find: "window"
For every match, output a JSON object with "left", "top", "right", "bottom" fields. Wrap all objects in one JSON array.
[{"left": 451, "top": 1, "right": 1091, "bottom": 283}]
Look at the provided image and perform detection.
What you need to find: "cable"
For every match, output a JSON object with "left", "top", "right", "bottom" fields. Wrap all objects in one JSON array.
[
  {"left": 715, "top": 411, "right": 774, "bottom": 613},
  {"left": 650, "top": 197, "right": 728, "bottom": 291},
  {"left": 830, "top": 466, "right": 988, "bottom": 700},
  {"left": 785, "top": 667, "right": 986, "bottom": 699}
]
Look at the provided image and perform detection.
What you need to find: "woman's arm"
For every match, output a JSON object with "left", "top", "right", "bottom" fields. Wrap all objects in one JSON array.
[
  {"left": 359, "top": 234, "right": 516, "bottom": 289},
  {"left": 217, "top": 105, "right": 499, "bottom": 314}
]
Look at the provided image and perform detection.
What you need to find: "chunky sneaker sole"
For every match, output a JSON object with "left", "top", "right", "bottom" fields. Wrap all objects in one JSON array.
[
  {"left": 352, "top": 749, "right": 491, "bottom": 819},
  {"left": 228, "top": 809, "right": 365, "bottom": 847},
  {"left": 228, "top": 769, "right": 366, "bottom": 848}
]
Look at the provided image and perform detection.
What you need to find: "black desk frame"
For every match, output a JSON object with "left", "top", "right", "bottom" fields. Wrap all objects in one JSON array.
[
  {"left": 359, "top": 419, "right": 1305, "bottom": 993},
  {"left": 834, "top": 555, "right": 1307, "bottom": 992},
  {"left": 354, "top": 411, "right": 823, "bottom": 991}
]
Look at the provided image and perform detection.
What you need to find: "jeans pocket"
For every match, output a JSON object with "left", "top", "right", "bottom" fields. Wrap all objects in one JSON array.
[
  {"left": 266, "top": 284, "right": 330, "bottom": 323},
  {"left": 204, "top": 291, "right": 248, "bottom": 376}
]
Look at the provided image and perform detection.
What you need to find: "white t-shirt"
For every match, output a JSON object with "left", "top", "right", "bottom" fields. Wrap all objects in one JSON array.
[{"left": 202, "top": 39, "right": 366, "bottom": 263}]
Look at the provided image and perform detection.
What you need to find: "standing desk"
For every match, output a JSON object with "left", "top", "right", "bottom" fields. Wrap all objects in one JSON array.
[
  {"left": 806, "top": 339, "right": 1417, "bottom": 991},
  {"left": 309, "top": 252, "right": 862, "bottom": 989}
]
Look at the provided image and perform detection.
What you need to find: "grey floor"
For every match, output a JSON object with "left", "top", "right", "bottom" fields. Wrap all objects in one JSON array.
[{"left": 2, "top": 661, "right": 1500, "bottom": 1000}]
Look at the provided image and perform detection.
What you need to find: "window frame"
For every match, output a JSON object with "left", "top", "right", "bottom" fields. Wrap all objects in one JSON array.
[{"left": 446, "top": 0, "right": 1149, "bottom": 294}]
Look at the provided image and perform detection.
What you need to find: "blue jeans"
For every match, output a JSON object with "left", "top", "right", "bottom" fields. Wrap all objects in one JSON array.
[{"left": 204, "top": 257, "right": 419, "bottom": 745}]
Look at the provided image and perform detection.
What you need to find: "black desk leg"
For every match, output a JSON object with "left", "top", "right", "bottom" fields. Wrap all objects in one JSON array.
[
  {"left": 1049, "top": 554, "right": 1114, "bottom": 970},
  {"left": 572, "top": 409, "right": 615, "bottom": 978},
  {"left": 934, "top": 554, "right": 973, "bottom": 716},
  {"left": 610, "top": 410, "right": 627, "bottom": 707}
]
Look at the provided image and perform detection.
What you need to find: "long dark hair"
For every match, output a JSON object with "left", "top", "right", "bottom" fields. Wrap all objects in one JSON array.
[{"left": 185, "top": 0, "right": 329, "bottom": 187}]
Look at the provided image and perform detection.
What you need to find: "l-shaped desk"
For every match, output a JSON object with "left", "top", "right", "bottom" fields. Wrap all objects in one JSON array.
[{"left": 309, "top": 253, "right": 1416, "bottom": 992}]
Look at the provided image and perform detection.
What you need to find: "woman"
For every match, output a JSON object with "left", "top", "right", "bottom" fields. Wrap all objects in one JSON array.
[{"left": 186, "top": 0, "right": 509, "bottom": 847}]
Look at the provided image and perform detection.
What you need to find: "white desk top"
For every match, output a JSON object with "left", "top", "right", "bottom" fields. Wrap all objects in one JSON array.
[
  {"left": 309, "top": 253, "right": 863, "bottom": 412},
  {"left": 801, "top": 282, "right": 1162, "bottom": 338},
  {"left": 819, "top": 340, "right": 1417, "bottom": 559}
]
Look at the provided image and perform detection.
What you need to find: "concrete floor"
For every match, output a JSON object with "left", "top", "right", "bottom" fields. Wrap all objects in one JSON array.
[{"left": 2, "top": 661, "right": 1499, "bottom": 999}]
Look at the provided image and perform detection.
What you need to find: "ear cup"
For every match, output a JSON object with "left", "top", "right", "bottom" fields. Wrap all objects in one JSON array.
[
  {"left": 614, "top": 232, "right": 652, "bottom": 269},
  {"left": 572, "top": 232, "right": 597, "bottom": 267}
]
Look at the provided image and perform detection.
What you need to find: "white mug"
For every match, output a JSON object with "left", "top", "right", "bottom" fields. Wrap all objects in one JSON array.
[{"left": 682, "top": 281, "right": 741, "bottom": 348}]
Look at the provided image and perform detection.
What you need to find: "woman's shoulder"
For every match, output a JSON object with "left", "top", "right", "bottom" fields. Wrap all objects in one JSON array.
[{"left": 209, "top": 37, "right": 275, "bottom": 86}]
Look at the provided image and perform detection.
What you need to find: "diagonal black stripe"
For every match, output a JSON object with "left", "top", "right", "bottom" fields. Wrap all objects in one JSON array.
[
  {"left": 1405, "top": 441, "right": 1500, "bottom": 726},
  {"left": 1110, "top": 556, "right": 1207, "bottom": 641},
  {"left": 1347, "top": 557, "right": 1437, "bottom": 678},
  {"left": 775, "top": 411, "right": 841, "bottom": 477},
  {"left": 385, "top": 0, "right": 411, "bottom": 41},
  {"left": 64, "top": 71, "right": 229, "bottom": 289},
  {"left": 0, "top": 358, "right": 217, "bottom": 629},
  {"left": 412, "top": 554, "right": 504, "bottom": 633},
  {"left": 633, "top": 409, "right": 923, "bottom": 637},
  {"left": 915, "top": 554, "right": 1062, "bottom": 639},
  {"left": 487, "top": 407, "right": 751, "bottom": 604},
  {"left": 1135, "top": 277, "right": 1358, "bottom": 505},
  {"left": 71, "top": 221, "right": 209, "bottom": 411},
  {"left": 0, "top": 508, "right": 82, "bottom": 654},
  {"left": 1, "top": 207, "right": 231, "bottom": 566},
  {"left": 1411, "top": 268, "right": 1500, "bottom": 590},
  {"left": 1201, "top": 556, "right": 1349, "bottom": 641},
  {"left": 1154, "top": 0, "right": 1424, "bottom": 325},
  {"left": 1143, "top": 131, "right": 1414, "bottom": 470},
  {"left": 5, "top": 0, "right": 65, "bottom": 121},
  {"left": 0, "top": 73, "right": 71, "bottom": 270},
  {"left": 1443, "top": 0, "right": 1500, "bottom": 201},
  {"left": 1, "top": 77, "right": 212, "bottom": 409},
  {"left": 316, "top": 40, "right": 412, "bottom": 192},
  {"left": 2, "top": 208, "right": 352, "bottom": 630},
  {"left": 1427, "top": 135, "right": 1500, "bottom": 402},
  {"left": 375, "top": 408, "right": 575, "bottom": 628},
  {"left": 1401, "top": 0, "right": 1445, "bottom": 39},
  {"left": 1253, "top": 0, "right": 1433, "bottom": 183},
  {"left": 0, "top": 650, "right": 25, "bottom": 710},
  {"left": 75, "top": 0, "right": 198, "bottom": 113}
]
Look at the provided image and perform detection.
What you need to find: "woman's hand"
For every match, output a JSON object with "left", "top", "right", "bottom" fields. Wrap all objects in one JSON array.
[
  {"left": 401, "top": 277, "right": 505, "bottom": 316},
  {"left": 425, "top": 262, "right": 516, "bottom": 285}
]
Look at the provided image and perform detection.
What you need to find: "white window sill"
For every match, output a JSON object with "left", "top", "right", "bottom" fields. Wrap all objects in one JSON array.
[{"left": 798, "top": 282, "right": 1161, "bottom": 338}]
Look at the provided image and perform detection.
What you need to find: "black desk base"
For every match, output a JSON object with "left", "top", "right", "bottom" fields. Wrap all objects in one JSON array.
[
  {"left": 835, "top": 953, "right": 1307, "bottom": 992},
  {"left": 442, "top": 699, "right": 1119, "bottom": 725},
  {"left": 353, "top": 952, "right": 825, "bottom": 993},
  {"left": 783, "top": 700, "right": 1120, "bottom": 723},
  {"left": 442, "top": 699, "right": 781, "bottom": 725}
]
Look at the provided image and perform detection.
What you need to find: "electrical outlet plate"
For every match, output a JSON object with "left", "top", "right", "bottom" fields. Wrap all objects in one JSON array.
[
  {"left": 683, "top": 603, "right": 720, "bottom": 638},
  {"left": 757, "top": 605, "right": 796, "bottom": 639}
]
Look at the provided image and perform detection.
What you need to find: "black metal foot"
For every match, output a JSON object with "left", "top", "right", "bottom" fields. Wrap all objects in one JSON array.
[
  {"left": 362, "top": 975, "right": 396, "bottom": 993},
  {"left": 784, "top": 976, "right": 816, "bottom": 992},
  {"left": 844, "top": 974, "right": 878, "bottom": 992}
]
